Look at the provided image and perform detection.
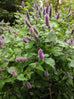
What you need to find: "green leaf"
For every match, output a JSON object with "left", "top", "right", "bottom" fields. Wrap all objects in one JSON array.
[
  {"left": 0, "top": 80, "right": 5, "bottom": 91},
  {"left": 37, "top": 65, "right": 44, "bottom": 71},
  {"left": 67, "top": 78, "right": 73, "bottom": 86},
  {"left": 69, "top": 60, "right": 74, "bottom": 67},
  {"left": 45, "top": 58, "right": 55, "bottom": 68},
  {"left": 25, "top": 41, "right": 35, "bottom": 49},
  {"left": 45, "top": 32, "right": 56, "bottom": 42},
  {"left": 17, "top": 74, "right": 27, "bottom": 81},
  {"left": 7, "top": 67, "right": 18, "bottom": 74}
]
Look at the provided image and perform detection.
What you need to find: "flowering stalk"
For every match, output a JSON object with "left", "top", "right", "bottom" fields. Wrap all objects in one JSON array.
[
  {"left": 26, "top": 36, "right": 33, "bottom": 41},
  {"left": 43, "top": 8, "right": 46, "bottom": 15},
  {"left": 27, "top": 82, "right": 32, "bottom": 89},
  {"left": 39, "top": 10, "right": 41, "bottom": 17},
  {"left": 22, "top": 1, "right": 25, "bottom": 8},
  {"left": 26, "top": 10, "right": 30, "bottom": 20},
  {"left": 33, "top": 33, "right": 40, "bottom": 41},
  {"left": 25, "top": 18, "right": 31, "bottom": 28},
  {"left": 35, "top": 1, "right": 39, "bottom": 10},
  {"left": 68, "top": 5, "right": 71, "bottom": 13},
  {"left": 11, "top": 70, "right": 18, "bottom": 77},
  {"left": 46, "top": 4, "right": 49, "bottom": 13},
  {"left": 45, "top": 14, "right": 49, "bottom": 26},
  {"left": 33, "top": 26, "right": 39, "bottom": 34},
  {"left": 49, "top": 4, "right": 53, "bottom": 17},
  {"left": 16, "top": 57, "right": 28, "bottom": 62},
  {"left": 32, "top": 14, "right": 36, "bottom": 20},
  {"left": 38, "top": 49, "right": 44, "bottom": 60},
  {"left": 30, "top": 28, "right": 34, "bottom": 34},
  {"left": 71, "top": 25, "right": 74, "bottom": 34},
  {"left": 56, "top": 12, "right": 60, "bottom": 20}
]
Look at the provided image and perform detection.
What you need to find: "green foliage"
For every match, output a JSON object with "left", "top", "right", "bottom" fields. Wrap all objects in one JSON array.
[{"left": 0, "top": 1, "right": 74, "bottom": 99}]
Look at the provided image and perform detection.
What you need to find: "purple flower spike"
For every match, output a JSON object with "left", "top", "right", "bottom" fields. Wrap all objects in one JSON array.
[
  {"left": 0, "top": 68, "right": 2, "bottom": 72},
  {"left": 35, "top": 1, "right": 39, "bottom": 10},
  {"left": 43, "top": 8, "right": 46, "bottom": 15},
  {"left": 8, "top": 27, "right": 11, "bottom": 33},
  {"left": 56, "top": 12, "right": 60, "bottom": 20},
  {"left": 36, "top": 21, "right": 38, "bottom": 24},
  {"left": 16, "top": 10, "right": 19, "bottom": 13},
  {"left": 25, "top": 18, "right": 31, "bottom": 28},
  {"left": 39, "top": 10, "right": 41, "bottom": 17},
  {"left": 71, "top": 25, "right": 74, "bottom": 34},
  {"left": 0, "top": 40, "right": 3, "bottom": 45},
  {"left": 0, "top": 27, "right": 5, "bottom": 31},
  {"left": 42, "top": 26, "right": 45, "bottom": 31},
  {"left": 0, "top": 45, "right": 3, "bottom": 49},
  {"left": 68, "top": 5, "right": 71, "bottom": 13},
  {"left": 33, "top": 26, "right": 39, "bottom": 34},
  {"left": 0, "top": 23, "right": 2, "bottom": 26},
  {"left": 66, "top": 72, "right": 70, "bottom": 78},
  {"left": 30, "top": 27, "right": 34, "bottom": 34},
  {"left": 65, "top": 5, "right": 67, "bottom": 10},
  {"left": 49, "top": 4, "right": 53, "bottom": 17},
  {"left": 33, "top": 33, "right": 40, "bottom": 41},
  {"left": 45, "top": 14, "right": 49, "bottom": 26},
  {"left": 32, "top": 14, "right": 36, "bottom": 19},
  {"left": 22, "top": 38, "right": 28, "bottom": 43},
  {"left": 46, "top": 3, "right": 49, "bottom": 13},
  {"left": 22, "top": 1, "right": 25, "bottom": 8},
  {"left": 26, "top": 10, "right": 30, "bottom": 20},
  {"left": 27, "top": 82, "right": 32, "bottom": 89},
  {"left": 38, "top": 49, "right": 44, "bottom": 60},
  {"left": 26, "top": 36, "right": 33, "bottom": 41},
  {"left": 23, "top": 83, "right": 26, "bottom": 87}
]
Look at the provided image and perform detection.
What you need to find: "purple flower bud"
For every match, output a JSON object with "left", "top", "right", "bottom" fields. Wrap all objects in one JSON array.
[
  {"left": 33, "top": 27, "right": 39, "bottom": 34},
  {"left": 23, "top": 83, "right": 26, "bottom": 87},
  {"left": 36, "top": 11, "right": 38, "bottom": 14},
  {"left": 56, "top": 12, "right": 60, "bottom": 20},
  {"left": 46, "top": 4, "right": 49, "bottom": 13},
  {"left": 68, "top": 27, "right": 70, "bottom": 31},
  {"left": 32, "top": 14, "right": 36, "bottom": 19},
  {"left": 52, "top": 68, "right": 55, "bottom": 71},
  {"left": 42, "top": 26, "right": 45, "bottom": 31},
  {"left": 2, "top": 35, "right": 5, "bottom": 39},
  {"left": 8, "top": 27, "right": 11, "bottom": 33},
  {"left": 16, "top": 58, "right": 20, "bottom": 62},
  {"left": 16, "top": 10, "right": 19, "bottom": 13},
  {"left": 0, "top": 68, "right": 2, "bottom": 72},
  {"left": 0, "top": 27, "right": 5, "bottom": 31},
  {"left": 27, "top": 82, "right": 32, "bottom": 89},
  {"left": 13, "top": 30, "right": 16, "bottom": 34},
  {"left": 36, "top": 21, "right": 38, "bottom": 24},
  {"left": 11, "top": 70, "right": 18, "bottom": 77},
  {"left": 68, "top": 5, "right": 71, "bottom": 13},
  {"left": 0, "top": 45, "right": 3, "bottom": 49},
  {"left": 65, "top": 5, "right": 67, "bottom": 10},
  {"left": 43, "top": 8, "right": 46, "bottom": 15},
  {"left": 6, "top": 44, "right": 8, "bottom": 47},
  {"left": 66, "top": 23, "right": 70, "bottom": 26},
  {"left": 33, "top": 33, "right": 40, "bottom": 41},
  {"left": 44, "top": 72, "right": 49, "bottom": 77},
  {"left": 22, "top": 1, "right": 25, "bottom": 8},
  {"left": 25, "top": 18, "right": 31, "bottom": 28},
  {"left": 3, "top": 23, "right": 6, "bottom": 26},
  {"left": 71, "top": 25, "right": 74, "bottom": 34},
  {"left": 49, "top": 4, "right": 53, "bottom": 17},
  {"left": 50, "top": 42, "right": 53, "bottom": 46},
  {"left": 64, "top": 38, "right": 67, "bottom": 42},
  {"left": 30, "top": 28, "right": 34, "bottom": 34},
  {"left": 67, "top": 12, "right": 72, "bottom": 18},
  {"left": 22, "top": 38, "right": 28, "bottom": 43},
  {"left": 39, "top": 10, "right": 41, "bottom": 17},
  {"left": 1, "top": 74, "right": 4, "bottom": 78},
  {"left": 45, "top": 14, "right": 49, "bottom": 26},
  {"left": 26, "top": 36, "right": 33, "bottom": 41},
  {"left": 35, "top": 62, "right": 38, "bottom": 65},
  {"left": 0, "top": 23, "right": 2, "bottom": 26},
  {"left": 35, "top": 1, "right": 39, "bottom": 10},
  {"left": 0, "top": 40, "right": 3, "bottom": 45},
  {"left": 66, "top": 72, "right": 70, "bottom": 78},
  {"left": 19, "top": 15, "right": 22, "bottom": 17},
  {"left": 26, "top": 10, "right": 30, "bottom": 20},
  {"left": 38, "top": 49, "right": 44, "bottom": 60}
]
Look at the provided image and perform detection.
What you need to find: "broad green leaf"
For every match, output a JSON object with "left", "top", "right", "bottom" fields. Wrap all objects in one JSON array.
[
  {"left": 45, "top": 58, "right": 55, "bottom": 68},
  {"left": 45, "top": 32, "right": 56, "bottom": 42},
  {"left": 69, "top": 60, "right": 74, "bottom": 67},
  {"left": 17, "top": 74, "right": 27, "bottom": 81},
  {"left": 0, "top": 80, "right": 5, "bottom": 91},
  {"left": 36, "top": 65, "right": 44, "bottom": 71}
]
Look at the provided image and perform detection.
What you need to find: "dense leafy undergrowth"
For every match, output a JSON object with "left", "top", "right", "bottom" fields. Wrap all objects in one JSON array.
[{"left": 0, "top": 1, "right": 74, "bottom": 99}]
